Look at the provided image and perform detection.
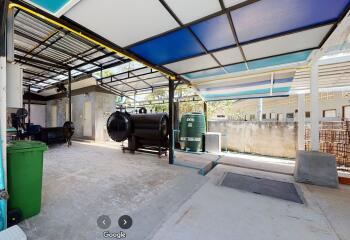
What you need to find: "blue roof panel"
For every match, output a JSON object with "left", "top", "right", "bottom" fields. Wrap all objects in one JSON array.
[
  {"left": 231, "top": 0, "right": 350, "bottom": 43},
  {"left": 129, "top": 29, "right": 204, "bottom": 65},
  {"left": 247, "top": 50, "right": 312, "bottom": 69},
  {"left": 224, "top": 62, "right": 248, "bottom": 73},
  {"left": 27, "top": 0, "right": 71, "bottom": 13},
  {"left": 190, "top": 14, "right": 236, "bottom": 51},
  {"left": 184, "top": 50, "right": 310, "bottom": 80},
  {"left": 203, "top": 87, "right": 291, "bottom": 100}
]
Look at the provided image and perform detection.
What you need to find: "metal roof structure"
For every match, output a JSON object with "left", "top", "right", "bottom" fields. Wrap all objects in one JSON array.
[
  {"left": 10, "top": 0, "right": 350, "bottom": 99},
  {"left": 11, "top": 3, "right": 174, "bottom": 96}
]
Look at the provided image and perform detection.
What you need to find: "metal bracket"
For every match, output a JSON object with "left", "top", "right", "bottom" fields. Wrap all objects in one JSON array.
[{"left": 0, "top": 189, "right": 9, "bottom": 200}]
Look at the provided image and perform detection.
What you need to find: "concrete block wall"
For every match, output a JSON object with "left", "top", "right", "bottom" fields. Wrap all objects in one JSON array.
[
  {"left": 209, "top": 120, "right": 297, "bottom": 158},
  {"left": 94, "top": 92, "right": 116, "bottom": 142},
  {"left": 46, "top": 89, "right": 116, "bottom": 141}
]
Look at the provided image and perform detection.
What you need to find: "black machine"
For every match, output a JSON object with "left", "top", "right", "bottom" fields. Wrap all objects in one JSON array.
[
  {"left": 107, "top": 110, "right": 169, "bottom": 157},
  {"left": 34, "top": 121, "right": 75, "bottom": 146},
  {"left": 11, "top": 108, "right": 29, "bottom": 138},
  {"left": 10, "top": 108, "right": 74, "bottom": 145}
]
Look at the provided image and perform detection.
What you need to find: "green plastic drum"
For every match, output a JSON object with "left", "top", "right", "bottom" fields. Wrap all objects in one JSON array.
[
  {"left": 180, "top": 113, "right": 206, "bottom": 152},
  {"left": 7, "top": 141, "right": 47, "bottom": 219}
]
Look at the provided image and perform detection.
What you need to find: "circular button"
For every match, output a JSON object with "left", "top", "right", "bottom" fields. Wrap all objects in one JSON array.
[
  {"left": 97, "top": 215, "right": 111, "bottom": 229},
  {"left": 118, "top": 215, "right": 132, "bottom": 229}
]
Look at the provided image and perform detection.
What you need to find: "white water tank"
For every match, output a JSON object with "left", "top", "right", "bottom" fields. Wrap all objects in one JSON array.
[
  {"left": 6, "top": 63, "right": 23, "bottom": 108},
  {"left": 205, "top": 132, "right": 221, "bottom": 153}
]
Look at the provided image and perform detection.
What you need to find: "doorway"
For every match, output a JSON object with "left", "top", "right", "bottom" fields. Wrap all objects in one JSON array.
[
  {"left": 51, "top": 105, "right": 57, "bottom": 127},
  {"left": 83, "top": 101, "right": 92, "bottom": 137}
]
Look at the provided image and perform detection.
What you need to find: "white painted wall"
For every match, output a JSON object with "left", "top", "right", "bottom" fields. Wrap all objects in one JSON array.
[
  {"left": 24, "top": 104, "right": 46, "bottom": 127},
  {"left": 45, "top": 90, "right": 116, "bottom": 141}
]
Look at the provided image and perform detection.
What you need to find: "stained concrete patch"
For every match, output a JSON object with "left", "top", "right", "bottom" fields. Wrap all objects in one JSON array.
[{"left": 220, "top": 172, "right": 303, "bottom": 204}]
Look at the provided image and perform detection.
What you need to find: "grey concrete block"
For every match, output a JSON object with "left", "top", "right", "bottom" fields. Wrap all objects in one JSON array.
[{"left": 294, "top": 151, "right": 339, "bottom": 188}]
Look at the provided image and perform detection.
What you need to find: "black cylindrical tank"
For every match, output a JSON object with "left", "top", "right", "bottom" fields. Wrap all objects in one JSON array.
[
  {"left": 107, "top": 111, "right": 132, "bottom": 142},
  {"left": 132, "top": 113, "right": 169, "bottom": 140},
  {"left": 107, "top": 112, "right": 169, "bottom": 143}
]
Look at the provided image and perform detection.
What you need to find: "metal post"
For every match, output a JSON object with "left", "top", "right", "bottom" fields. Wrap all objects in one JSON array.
[
  {"left": 168, "top": 78, "right": 174, "bottom": 164},
  {"left": 310, "top": 63, "right": 320, "bottom": 151},
  {"left": 204, "top": 102, "right": 208, "bottom": 130},
  {"left": 28, "top": 85, "right": 31, "bottom": 126},
  {"left": 257, "top": 98, "right": 263, "bottom": 121},
  {"left": 297, "top": 94, "right": 305, "bottom": 151},
  {"left": 133, "top": 91, "right": 136, "bottom": 113},
  {"left": 68, "top": 70, "right": 72, "bottom": 122},
  {"left": 270, "top": 73, "right": 274, "bottom": 96}
]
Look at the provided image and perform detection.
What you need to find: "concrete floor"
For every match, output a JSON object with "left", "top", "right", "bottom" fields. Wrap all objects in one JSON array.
[
  {"left": 152, "top": 164, "right": 350, "bottom": 240},
  {"left": 19, "top": 142, "right": 350, "bottom": 240},
  {"left": 19, "top": 142, "right": 207, "bottom": 240}
]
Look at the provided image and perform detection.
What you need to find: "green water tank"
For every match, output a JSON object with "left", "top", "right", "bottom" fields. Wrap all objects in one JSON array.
[{"left": 180, "top": 113, "right": 206, "bottom": 152}]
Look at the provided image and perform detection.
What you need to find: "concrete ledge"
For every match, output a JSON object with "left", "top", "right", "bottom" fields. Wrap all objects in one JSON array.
[
  {"left": 294, "top": 151, "right": 339, "bottom": 188},
  {"left": 0, "top": 225, "right": 27, "bottom": 240}
]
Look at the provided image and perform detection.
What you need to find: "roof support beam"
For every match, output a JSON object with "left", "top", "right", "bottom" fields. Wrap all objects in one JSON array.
[
  {"left": 14, "top": 30, "right": 102, "bottom": 68},
  {"left": 16, "top": 59, "right": 67, "bottom": 75},
  {"left": 111, "top": 76, "right": 136, "bottom": 91},
  {"left": 99, "top": 67, "right": 156, "bottom": 83},
  {"left": 15, "top": 48, "right": 70, "bottom": 67},
  {"left": 15, "top": 54, "right": 68, "bottom": 70}
]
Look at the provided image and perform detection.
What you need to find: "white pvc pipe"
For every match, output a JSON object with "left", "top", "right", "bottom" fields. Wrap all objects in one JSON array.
[
  {"left": 297, "top": 94, "right": 305, "bottom": 151},
  {"left": 0, "top": 57, "right": 7, "bottom": 228},
  {"left": 257, "top": 98, "right": 263, "bottom": 121},
  {"left": 310, "top": 63, "right": 320, "bottom": 151}
]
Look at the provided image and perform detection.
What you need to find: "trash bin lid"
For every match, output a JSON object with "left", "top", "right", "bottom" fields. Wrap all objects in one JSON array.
[{"left": 7, "top": 141, "right": 47, "bottom": 153}]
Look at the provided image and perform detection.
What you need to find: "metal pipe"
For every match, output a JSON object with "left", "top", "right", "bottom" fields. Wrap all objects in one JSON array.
[
  {"left": 28, "top": 85, "right": 31, "bottom": 126},
  {"left": 68, "top": 69, "right": 72, "bottom": 122},
  {"left": 168, "top": 78, "right": 174, "bottom": 164}
]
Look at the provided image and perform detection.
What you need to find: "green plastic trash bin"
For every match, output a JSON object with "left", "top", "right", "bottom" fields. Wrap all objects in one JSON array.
[{"left": 7, "top": 141, "right": 47, "bottom": 219}]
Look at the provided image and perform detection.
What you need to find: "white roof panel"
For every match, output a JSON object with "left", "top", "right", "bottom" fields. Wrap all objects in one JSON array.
[
  {"left": 164, "top": 54, "right": 219, "bottom": 74},
  {"left": 223, "top": 0, "right": 247, "bottom": 8},
  {"left": 243, "top": 25, "right": 333, "bottom": 61},
  {"left": 213, "top": 47, "right": 244, "bottom": 65},
  {"left": 164, "top": 0, "right": 221, "bottom": 24},
  {"left": 65, "top": 0, "right": 179, "bottom": 47}
]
